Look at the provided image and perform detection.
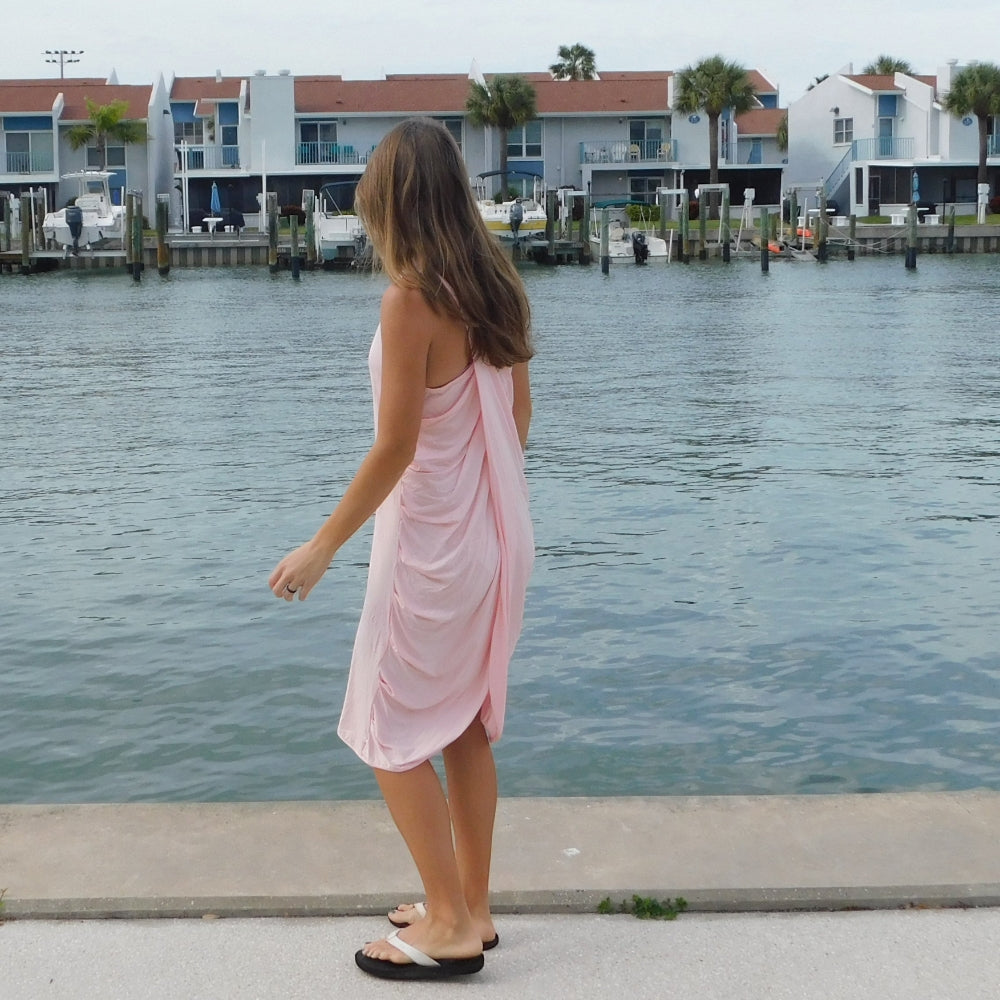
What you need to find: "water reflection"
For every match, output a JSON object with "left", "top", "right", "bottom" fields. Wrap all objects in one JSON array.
[{"left": 1, "top": 259, "right": 999, "bottom": 801}]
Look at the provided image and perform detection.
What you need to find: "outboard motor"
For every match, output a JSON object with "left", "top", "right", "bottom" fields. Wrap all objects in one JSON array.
[
  {"left": 631, "top": 230, "right": 649, "bottom": 264},
  {"left": 65, "top": 204, "right": 84, "bottom": 255},
  {"left": 509, "top": 199, "right": 524, "bottom": 241}
]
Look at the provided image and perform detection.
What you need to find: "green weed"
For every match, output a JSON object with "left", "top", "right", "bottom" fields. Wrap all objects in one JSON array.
[{"left": 597, "top": 893, "right": 688, "bottom": 920}]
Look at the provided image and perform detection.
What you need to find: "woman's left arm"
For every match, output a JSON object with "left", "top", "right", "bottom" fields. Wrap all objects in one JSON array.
[
  {"left": 512, "top": 361, "right": 532, "bottom": 451},
  {"left": 268, "top": 286, "right": 432, "bottom": 600}
]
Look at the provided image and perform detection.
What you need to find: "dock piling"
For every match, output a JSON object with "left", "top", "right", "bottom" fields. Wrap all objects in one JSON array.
[
  {"left": 847, "top": 215, "right": 856, "bottom": 261},
  {"left": 721, "top": 189, "right": 731, "bottom": 263},
  {"left": 579, "top": 196, "right": 592, "bottom": 264},
  {"left": 302, "top": 191, "right": 316, "bottom": 269},
  {"left": 680, "top": 197, "right": 690, "bottom": 264},
  {"left": 905, "top": 205, "right": 918, "bottom": 269},
  {"left": 817, "top": 189, "right": 828, "bottom": 263},
  {"left": 760, "top": 208, "right": 769, "bottom": 273},
  {"left": 698, "top": 197, "right": 707, "bottom": 260},
  {"left": 156, "top": 194, "right": 170, "bottom": 275},
  {"left": 290, "top": 214, "right": 300, "bottom": 280},
  {"left": 267, "top": 193, "right": 279, "bottom": 273},
  {"left": 20, "top": 194, "right": 31, "bottom": 273},
  {"left": 2, "top": 196, "right": 10, "bottom": 253},
  {"left": 600, "top": 207, "right": 610, "bottom": 274}
]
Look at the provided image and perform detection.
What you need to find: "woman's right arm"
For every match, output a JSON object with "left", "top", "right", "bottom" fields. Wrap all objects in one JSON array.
[{"left": 512, "top": 361, "right": 531, "bottom": 451}]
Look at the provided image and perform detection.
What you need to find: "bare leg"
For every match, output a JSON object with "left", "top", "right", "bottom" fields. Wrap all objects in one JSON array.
[
  {"left": 442, "top": 718, "right": 498, "bottom": 942},
  {"left": 362, "top": 761, "right": 482, "bottom": 963}
]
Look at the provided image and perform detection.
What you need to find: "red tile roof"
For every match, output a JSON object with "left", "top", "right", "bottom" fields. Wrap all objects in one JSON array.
[
  {"left": 296, "top": 75, "right": 469, "bottom": 114},
  {"left": 61, "top": 85, "right": 152, "bottom": 120},
  {"left": 845, "top": 74, "right": 904, "bottom": 92},
  {"left": 171, "top": 77, "right": 244, "bottom": 101},
  {"left": 845, "top": 71, "right": 937, "bottom": 94},
  {"left": 747, "top": 69, "right": 777, "bottom": 93},
  {"left": 0, "top": 81, "right": 151, "bottom": 117},
  {"left": 735, "top": 107, "right": 784, "bottom": 135},
  {"left": 294, "top": 73, "right": 673, "bottom": 116}
]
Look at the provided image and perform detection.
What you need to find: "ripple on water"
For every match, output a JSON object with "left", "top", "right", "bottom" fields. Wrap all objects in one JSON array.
[{"left": 2, "top": 259, "right": 1000, "bottom": 801}]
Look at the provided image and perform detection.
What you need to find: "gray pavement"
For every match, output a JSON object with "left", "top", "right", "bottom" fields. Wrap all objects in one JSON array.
[
  {"left": 4, "top": 910, "right": 1000, "bottom": 999},
  {"left": 2, "top": 793, "right": 999, "bottom": 997}
]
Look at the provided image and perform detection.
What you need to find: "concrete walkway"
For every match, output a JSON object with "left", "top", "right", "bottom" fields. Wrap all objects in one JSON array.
[
  {"left": 2, "top": 793, "right": 998, "bottom": 917},
  {"left": 5, "top": 910, "right": 1000, "bottom": 999},
  {"left": 2, "top": 793, "right": 999, "bottom": 997}
]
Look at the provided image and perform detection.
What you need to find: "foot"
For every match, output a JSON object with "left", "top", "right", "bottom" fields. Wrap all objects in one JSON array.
[
  {"left": 362, "top": 920, "right": 483, "bottom": 965},
  {"left": 388, "top": 901, "right": 498, "bottom": 948},
  {"left": 356, "top": 930, "right": 483, "bottom": 981}
]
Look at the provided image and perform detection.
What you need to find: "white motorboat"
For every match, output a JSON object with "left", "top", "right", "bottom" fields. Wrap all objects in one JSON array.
[
  {"left": 475, "top": 171, "right": 547, "bottom": 241},
  {"left": 589, "top": 205, "right": 669, "bottom": 263},
  {"left": 315, "top": 182, "right": 366, "bottom": 267},
  {"left": 43, "top": 171, "right": 123, "bottom": 254}
]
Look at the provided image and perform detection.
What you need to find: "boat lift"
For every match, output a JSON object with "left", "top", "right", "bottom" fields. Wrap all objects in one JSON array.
[
  {"left": 782, "top": 182, "right": 825, "bottom": 255},
  {"left": 654, "top": 187, "right": 689, "bottom": 261}
]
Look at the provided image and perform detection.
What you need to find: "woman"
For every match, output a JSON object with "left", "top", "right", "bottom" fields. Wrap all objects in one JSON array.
[{"left": 269, "top": 118, "right": 534, "bottom": 981}]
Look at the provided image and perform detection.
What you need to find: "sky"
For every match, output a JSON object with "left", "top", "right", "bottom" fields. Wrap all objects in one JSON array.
[{"left": 11, "top": 0, "right": 1000, "bottom": 104}]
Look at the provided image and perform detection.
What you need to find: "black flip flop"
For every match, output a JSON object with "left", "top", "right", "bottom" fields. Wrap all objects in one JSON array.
[{"left": 355, "top": 931, "right": 485, "bottom": 981}]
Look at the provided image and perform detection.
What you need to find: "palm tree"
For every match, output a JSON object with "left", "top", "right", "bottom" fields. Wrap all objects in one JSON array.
[
  {"left": 66, "top": 98, "right": 146, "bottom": 169},
  {"left": 776, "top": 112, "right": 788, "bottom": 154},
  {"left": 673, "top": 55, "right": 758, "bottom": 217},
  {"left": 942, "top": 62, "right": 1000, "bottom": 184},
  {"left": 862, "top": 55, "right": 914, "bottom": 75},
  {"left": 550, "top": 44, "right": 597, "bottom": 81},
  {"left": 466, "top": 75, "right": 538, "bottom": 198}
]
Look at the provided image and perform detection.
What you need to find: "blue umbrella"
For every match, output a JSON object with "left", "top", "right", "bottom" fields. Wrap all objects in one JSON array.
[
  {"left": 210, "top": 181, "right": 221, "bottom": 216},
  {"left": 911, "top": 171, "right": 920, "bottom": 204}
]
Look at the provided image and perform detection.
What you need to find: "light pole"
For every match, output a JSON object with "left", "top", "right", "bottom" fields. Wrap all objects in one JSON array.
[{"left": 44, "top": 50, "right": 83, "bottom": 78}]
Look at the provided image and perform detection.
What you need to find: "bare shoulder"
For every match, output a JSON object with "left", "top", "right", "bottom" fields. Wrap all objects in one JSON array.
[{"left": 380, "top": 284, "right": 435, "bottom": 333}]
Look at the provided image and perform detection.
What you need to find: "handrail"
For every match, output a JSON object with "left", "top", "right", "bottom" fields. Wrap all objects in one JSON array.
[
  {"left": 580, "top": 138, "right": 678, "bottom": 164},
  {"left": 851, "top": 136, "right": 915, "bottom": 160}
]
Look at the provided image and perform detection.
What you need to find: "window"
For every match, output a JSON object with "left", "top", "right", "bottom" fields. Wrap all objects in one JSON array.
[
  {"left": 629, "top": 174, "right": 662, "bottom": 205},
  {"left": 86, "top": 144, "right": 125, "bottom": 168},
  {"left": 507, "top": 120, "right": 542, "bottom": 158},
  {"left": 877, "top": 94, "right": 898, "bottom": 117},
  {"left": 4, "top": 130, "right": 54, "bottom": 172},
  {"left": 299, "top": 121, "right": 337, "bottom": 144},
  {"left": 436, "top": 117, "right": 463, "bottom": 152},
  {"left": 833, "top": 117, "right": 853, "bottom": 144},
  {"left": 174, "top": 120, "right": 204, "bottom": 144}
]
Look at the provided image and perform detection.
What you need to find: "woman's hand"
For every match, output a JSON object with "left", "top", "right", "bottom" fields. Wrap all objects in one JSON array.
[{"left": 268, "top": 538, "right": 334, "bottom": 602}]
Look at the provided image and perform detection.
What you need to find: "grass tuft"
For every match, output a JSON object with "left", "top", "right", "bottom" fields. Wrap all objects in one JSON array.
[{"left": 597, "top": 893, "right": 688, "bottom": 920}]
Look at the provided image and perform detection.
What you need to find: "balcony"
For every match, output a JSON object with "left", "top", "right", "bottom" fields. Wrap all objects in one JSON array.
[
  {"left": 4, "top": 150, "right": 55, "bottom": 174},
  {"left": 580, "top": 138, "right": 678, "bottom": 164},
  {"left": 296, "top": 142, "right": 370, "bottom": 166},
  {"left": 851, "top": 137, "right": 915, "bottom": 161},
  {"left": 174, "top": 145, "right": 241, "bottom": 171}
]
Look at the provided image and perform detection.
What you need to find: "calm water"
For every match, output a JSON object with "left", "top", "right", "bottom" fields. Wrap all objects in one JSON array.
[{"left": 1, "top": 256, "right": 998, "bottom": 803}]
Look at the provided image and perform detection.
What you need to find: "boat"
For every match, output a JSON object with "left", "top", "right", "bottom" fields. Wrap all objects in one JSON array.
[
  {"left": 474, "top": 171, "right": 547, "bottom": 241},
  {"left": 42, "top": 171, "right": 123, "bottom": 254},
  {"left": 314, "top": 181, "right": 366, "bottom": 267},
  {"left": 589, "top": 204, "right": 669, "bottom": 263}
]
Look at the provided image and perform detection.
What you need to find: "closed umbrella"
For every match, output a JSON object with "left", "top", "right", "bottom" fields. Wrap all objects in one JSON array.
[{"left": 210, "top": 181, "right": 221, "bottom": 231}]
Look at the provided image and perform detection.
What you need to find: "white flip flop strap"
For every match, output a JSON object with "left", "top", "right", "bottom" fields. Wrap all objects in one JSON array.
[
  {"left": 387, "top": 930, "right": 440, "bottom": 968},
  {"left": 412, "top": 902, "right": 427, "bottom": 919}
]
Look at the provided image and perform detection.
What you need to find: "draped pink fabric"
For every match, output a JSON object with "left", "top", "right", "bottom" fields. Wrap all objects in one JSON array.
[{"left": 337, "top": 327, "right": 533, "bottom": 771}]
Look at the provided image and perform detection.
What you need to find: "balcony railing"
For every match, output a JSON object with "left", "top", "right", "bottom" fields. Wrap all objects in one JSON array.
[
  {"left": 990, "top": 134, "right": 1000, "bottom": 156},
  {"left": 580, "top": 138, "right": 678, "bottom": 164},
  {"left": 851, "top": 136, "right": 915, "bottom": 160},
  {"left": 5, "top": 150, "right": 55, "bottom": 174},
  {"left": 296, "top": 142, "right": 369, "bottom": 166},
  {"left": 174, "top": 145, "right": 241, "bottom": 171}
]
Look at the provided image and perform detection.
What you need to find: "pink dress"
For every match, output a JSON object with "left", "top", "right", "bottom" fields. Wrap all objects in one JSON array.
[{"left": 337, "top": 326, "right": 534, "bottom": 771}]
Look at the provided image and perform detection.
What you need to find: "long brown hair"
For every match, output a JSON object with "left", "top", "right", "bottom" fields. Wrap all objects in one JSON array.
[{"left": 355, "top": 118, "right": 533, "bottom": 368}]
